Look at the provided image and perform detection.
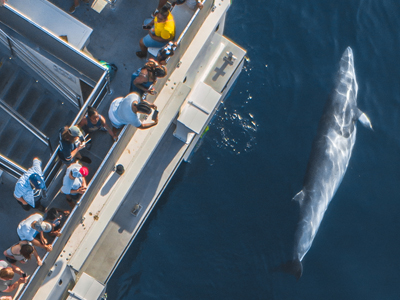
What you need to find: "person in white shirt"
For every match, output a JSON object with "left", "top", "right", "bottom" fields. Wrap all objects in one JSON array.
[
  {"left": 61, "top": 163, "right": 89, "bottom": 208},
  {"left": 16, "top": 214, "right": 53, "bottom": 252}
]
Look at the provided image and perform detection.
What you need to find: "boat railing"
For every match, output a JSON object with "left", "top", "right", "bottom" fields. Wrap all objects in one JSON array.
[
  {"left": 42, "top": 70, "right": 109, "bottom": 186},
  {"left": 146, "top": 0, "right": 214, "bottom": 103},
  {"left": 15, "top": 1, "right": 216, "bottom": 298},
  {"left": 16, "top": 124, "right": 135, "bottom": 300},
  {"left": 0, "top": 3, "right": 104, "bottom": 86},
  {"left": 0, "top": 28, "right": 82, "bottom": 108},
  {"left": 0, "top": 154, "right": 26, "bottom": 179},
  {"left": 0, "top": 3, "right": 111, "bottom": 184}
]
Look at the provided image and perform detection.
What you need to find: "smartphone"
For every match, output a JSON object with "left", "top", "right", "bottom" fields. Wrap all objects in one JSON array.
[
  {"left": 152, "top": 110, "right": 159, "bottom": 121},
  {"left": 142, "top": 25, "right": 151, "bottom": 29},
  {"left": 22, "top": 273, "right": 27, "bottom": 278}
]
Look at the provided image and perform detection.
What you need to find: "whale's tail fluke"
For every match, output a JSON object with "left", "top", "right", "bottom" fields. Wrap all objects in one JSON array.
[{"left": 275, "top": 258, "right": 303, "bottom": 280}]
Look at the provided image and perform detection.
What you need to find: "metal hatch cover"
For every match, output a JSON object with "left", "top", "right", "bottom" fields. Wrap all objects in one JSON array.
[{"left": 203, "top": 39, "right": 246, "bottom": 93}]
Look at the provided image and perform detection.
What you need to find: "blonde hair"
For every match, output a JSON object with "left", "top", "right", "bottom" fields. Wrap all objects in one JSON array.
[{"left": 0, "top": 267, "right": 14, "bottom": 280}]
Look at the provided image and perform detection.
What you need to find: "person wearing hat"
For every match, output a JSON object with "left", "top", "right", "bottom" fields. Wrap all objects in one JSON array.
[
  {"left": 157, "top": 0, "right": 203, "bottom": 11},
  {"left": 108, "top": 93, "right": 159, "bottom": 134},
  {"left": 61, "top": 163, "right": 89, "bottom": 208},
  {"left": 0, "top": 259, "right": 27, "bottom": 296},
  {"left": 57, "top": 125, "right": 91, "bottom": 164},
  {"left": 14, "top": 158, "right": 46, "bottom": 212},
  {"left": 130, "top": 59, "right": 167, "bottom": 96},
  {"left": 17, "top": 214, "right": 53, "bottom": 252}
]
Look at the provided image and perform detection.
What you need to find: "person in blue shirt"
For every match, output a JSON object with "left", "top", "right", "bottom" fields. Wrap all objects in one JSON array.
[
  {"left": 13, "top": 158, "right": 46, "bottom": 212},
  {"left": 77, "top": 106, "right": 117, "bottom": 141},
  {"left": 57, "top": 125, "right": 91, "bottom": 164}
]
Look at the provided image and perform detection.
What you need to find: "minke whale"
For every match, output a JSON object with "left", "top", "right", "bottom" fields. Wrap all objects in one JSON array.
[{"left": 284, "top": 47, "right": 372, "bottom": 279}]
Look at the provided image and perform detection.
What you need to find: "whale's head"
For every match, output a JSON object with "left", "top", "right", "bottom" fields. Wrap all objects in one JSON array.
[
  {"left": 329, "top": 47, "right": 359, "bottom": 137},
  {"left": 337, "top": 47, "right": 358, "bottom": 107}
]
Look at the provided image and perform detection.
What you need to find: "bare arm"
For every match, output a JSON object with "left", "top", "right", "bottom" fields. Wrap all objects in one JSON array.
[
  {"left": 142, "top": 99, "right": 157, "bottom": 110},
  {"left": 32, "top": 245, "right": 42, "bottom": 266},
  {"left": 138, "top": 114, "right": 158, "bottom": 130},
  {"left": 30, "top": 237, "right": 52, "bottom": 252},
  {"left": 149, "top": 32, "right": 171, "bottom": 43},
  {"left": 2, "top": 277, "right": 26, "bottom": 293},
  {"left": 100, "top": 115, "right": 118, "bottom": 141},
  {"left": 77, "top": 117, "right": 88, "bottom": 129}
]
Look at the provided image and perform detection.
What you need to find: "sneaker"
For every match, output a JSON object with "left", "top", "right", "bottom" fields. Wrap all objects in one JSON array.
[{"left": 136, "top": 51, "right": 147, "bottom": 59}]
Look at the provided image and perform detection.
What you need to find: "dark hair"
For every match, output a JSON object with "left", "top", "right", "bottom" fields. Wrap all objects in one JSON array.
[
  {"left": 20, "top": 244, "right": 34, "bottom": 259},
  {"left": 160, "top": 2, "right": 171, "bottom": 16},
  {"left": 87, "top": 106, "right": 98, "bottom": 118},
  {"left": 157, "top": 42, "right": 176, "bottom": 62},
  {"left": 135, "top": 102, "right": 152, "bottom": 114},
  {"left": 154, "top": 65, "right": 167, "bottom": 78},
  {"left": 61, "top": 126, "right": 75, "bottom": 143},
  {"left": 46, "top": 208, "right": 62, "bottom": 221}
]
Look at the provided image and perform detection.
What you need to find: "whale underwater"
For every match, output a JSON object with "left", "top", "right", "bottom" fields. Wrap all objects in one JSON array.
[{"left": 283, "top": 47, "right": 373, "bottom": 279}]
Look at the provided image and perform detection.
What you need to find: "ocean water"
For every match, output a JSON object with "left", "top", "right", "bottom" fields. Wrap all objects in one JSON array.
[{"left": 107, "top": 1, "right": 400, "bottom": 299}]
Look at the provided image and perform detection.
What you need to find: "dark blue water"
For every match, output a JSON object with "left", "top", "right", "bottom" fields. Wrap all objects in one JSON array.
[{"left": 108, "top": 1, "right": 400, "bottom": 299}]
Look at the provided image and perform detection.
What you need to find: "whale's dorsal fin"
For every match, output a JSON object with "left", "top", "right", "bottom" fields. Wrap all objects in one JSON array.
[
  {"left": 293, "top": 190, "right": 305, "bottom": 203},
  {"left": 357, "top": 109, "right": 373, "bottom": 131}
]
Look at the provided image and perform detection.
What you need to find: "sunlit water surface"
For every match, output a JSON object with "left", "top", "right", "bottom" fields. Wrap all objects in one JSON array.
[{"left": 108, "top": 1, "right": 400, "bottom": 299}]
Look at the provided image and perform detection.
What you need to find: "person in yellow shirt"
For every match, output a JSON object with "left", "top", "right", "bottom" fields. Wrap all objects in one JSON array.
[{"left": 137, "top": 4, "right": 175, "bottom": 58}]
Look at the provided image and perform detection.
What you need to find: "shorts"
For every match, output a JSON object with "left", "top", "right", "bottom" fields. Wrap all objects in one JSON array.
[{"left": 143, "top": 34, "right": 167, "bottom": 48}]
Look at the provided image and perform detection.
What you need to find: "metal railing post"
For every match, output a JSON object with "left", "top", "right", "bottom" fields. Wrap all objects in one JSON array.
[{"left": 6, "top": 36, "right": 14, "bottom": 57}]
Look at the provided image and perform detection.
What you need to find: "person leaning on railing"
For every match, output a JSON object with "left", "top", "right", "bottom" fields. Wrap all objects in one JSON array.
[
  {"left": 130, "top": 60, "right": 167, "bottom": 96},
  {"left": 77, "top": 106, "right": 118, "bottom": 142},
  {"left": 57, "top": 126, "right": 91, "bottom": 164},
  {"left": 16, "top": 213, "right": 54, "bottom": 252},
  {"left": 137, "top": 3, "right": 175, "bottom": 58},
  {"left": 3, "top": 240, "right": 42, "bottom": 267},
  {"left": 61, "top": 163, "right": 88, "bottom": 209},
  {"left": 108, "top": 93, "right": 159, "bottom": 135}
]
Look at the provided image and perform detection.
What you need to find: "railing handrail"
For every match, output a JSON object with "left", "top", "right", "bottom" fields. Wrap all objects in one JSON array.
[
  {"left": 0, "top": 99, "right": 49, "bottom": 145},
  {"left": 1, "top": 3, "right": 106, "bottom": 78},
  {"left": 42, "top": 70, "right": 109, "bottom": 181},
  {"left": 0, "top": 154, "right": 26, "bottom": 178},
  {"left": 0, "top": 28, "right": 80, "bottom": 107}
]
